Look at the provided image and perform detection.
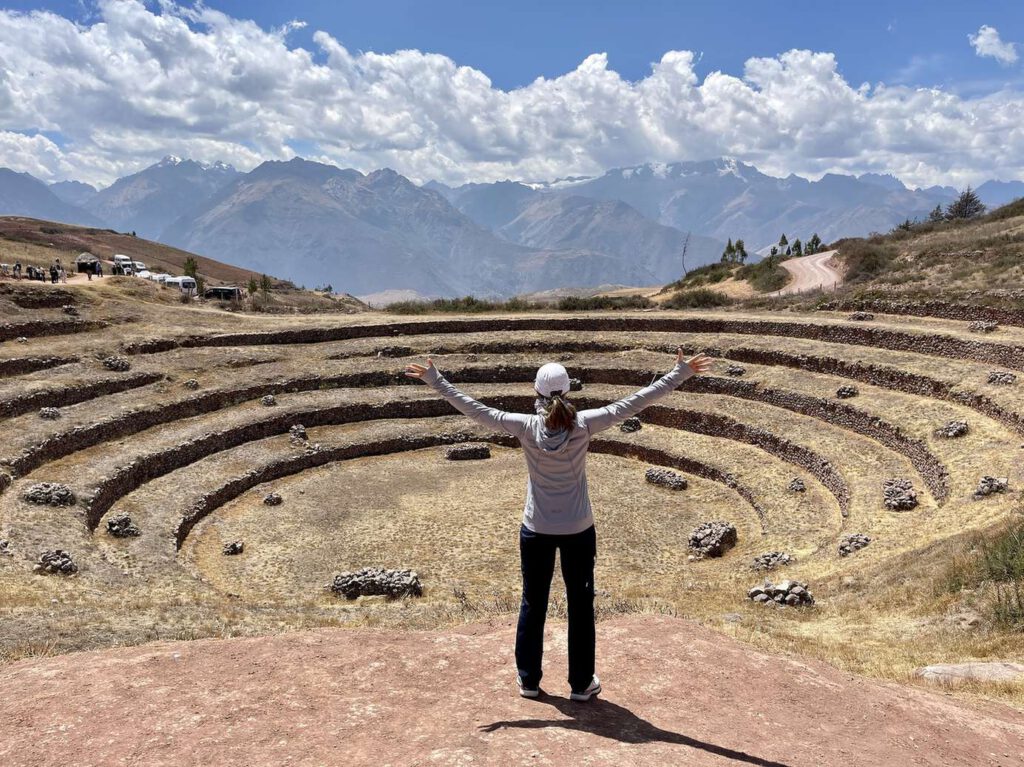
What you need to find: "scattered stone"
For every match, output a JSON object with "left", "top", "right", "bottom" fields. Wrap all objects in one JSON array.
[
  {"left": 223, "top": 541, "right": 244, "bottom": 555},
  {"left": 620, "top": 417, "right": 642, "bottom": 433},
  {"left": 688, "top": 521, "right": 737, "bottom": 559},
  {"left": 329, "top": 567, "right": 423, "bottom": 599},
  {"left": 15, "top": 336, "right": 27, "bottom": 344},
  {"left": 34, "top": 549, "right": 77, "bottom": 575},
  {"left": 848, "top": 312, "right": 875, "bottom": 321},
  {"left": 445, "top": 443, "right": 491, "bottom": 461},
  {"left": 261, "top": 394, "right": 277, "bottom": 406},
  {"left": 263, "top": 492, "right": 283, "bottom": 506},
  {"left": 22, "top": 482, "right": 76, "bottom": 506},
  {"left": 751, "top": 551, "right": 795, "bottom": 570},
  {"left": 968, "top": 320, "right": 999, "bottom": 333},
  {"left": 102, "top": 355, "right": 131, "bottom": 372},
  {"left": 376, "top": 346, "right": 413, "bottom": 358},
  {"left": 988, "top": 371, "right": 1016, "bottom": 386},
  {"left": 788, "top": 478, "right": 806, "bottom": 493},
  {"left": 725, "top": 364, "right": 746, "bottom": 377},
  {"left": 61, "top": 305, "right": 79, "bottom": 316},
  {"left": 289, "top": 424, "right": 308, "bottom": 444},
  {"left": 883, "top": 478, "right": 918, "bottom": 511},
  {"left": 569, "top": 378, "right": 584, "bottom": 392},
  {"left": 38, "top": 407, "right": 61, "bottom": 420},
  {"left": 645, "top": 467, "right": 688, "bottom": 491},
  {"left": 915, "top": 662, "right": 1024, "bottom": 686},
  {"left": 835, "top": 385, "right": 859, "bottom": 399},
  {"left": 838, "top": 533, "right": 871, "bottom": 557},
  {"left": 973, "top": 476, "right": 1009, "bottom": 499},
  {"left": 183, "top": 378, "right": 200, "bottom": 390},
  {"left": 106, "top": 513, "right": 141, "bottom": 538},
  {"left": 747, "top": 579, "right": 814, "bottom": 607},
  {"left": 0, "top": 539, "right": 11, "bottom": 556},
  {"left": 0, "top": 471, "right": 11, "bottom": 493},
  {"left": 935, "top": 420, "right": 969, "bottom": 439}
]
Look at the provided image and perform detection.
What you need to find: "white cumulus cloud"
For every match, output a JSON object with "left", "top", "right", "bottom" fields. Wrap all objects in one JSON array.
[
  {"left": 0, "top": 1, "right": 1021, "bottom": 189},
  {"left": 968, "top": 25, "right": 1018, "bottom": 66}
]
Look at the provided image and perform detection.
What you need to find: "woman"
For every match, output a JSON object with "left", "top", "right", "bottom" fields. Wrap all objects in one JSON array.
[{"left": 406, "top": 347, "right": 712, "bottom": 701}]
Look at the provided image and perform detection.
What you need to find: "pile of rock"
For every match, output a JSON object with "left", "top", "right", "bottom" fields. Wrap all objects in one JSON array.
[
  {"left": 569, "top": 378, "right": 584, "bottom": 392},
  {"left": 22, "top": 482, "right": 76, "bottom": 506},
  {"left": 39, "top": 407, "right": 61, "bottom": 420},
  {"left": 883, "top": 478, "right": 918, "bottom": 510},
  {"left": 263, "top": 492, "right": 283, "bottom": 506},
  {"left": 106, "top": 513, "right": 141, "bottom": 538},
  {"left": 838, "top": 533, "right": 871, "bottom": 557},
  {"left": 836, "top": 385, "right": 859, "bottom": 399},
  {"left": 788, "top": 478, "right": 806, "bottom": 493},
  {"left": 988, "top": 371, "right": 1017, "bottom": 385},
  {"left": 968, "top": 320, "right": 999, "bottom": 333},
  {"left": 620, "top": 417, "right": 642, "bottom": 433},
  {"left": 183, "top": 379, "right": 200, "bottom": 390},
  {"left": 725, "top": 365, "right": 746, "bottom": 377},
  {"left": 34, "top": 549, "right": 77, "bottom": 575},
  {"left": 688, "top": 521, "right": 737, "bottom": 559},
  {"left": 935, "top": 420, "right": 969, "bottom": 438},
  {"left": 751, "top": 551, "right": 795, "bottom": 571},
  {"left": 848, "top": 312, "right": 875, "bottom": 321},
  {"left": 0, "top": 539, "right": 11, "bottom": 556},
  {"left": 974, "top": 476, "right": 1009, "bottom": 499},
  {"left": 329, "top": 567, "right": 423, "bottom": 599},
  {"left": 223, "top": 541, "right": 244, "bottom": 555},
  {"left": 102, "top": 355, "right": 131, "bottom": 372},
  {"left": 261, "top": 394, "right": 277, "bottom": 406},
  {"left": 61, "top": 305, "right": 79, "bottom": 316},
  {"left": 748, "top": 579, "right": 814, "bottom": 607},
  {"left": 645, "top": 467, "right": 688, "bottom": 491},
  {"left": 445, "top": 443, "right": 491, "bottom": 460},
  {"left": 289, "top": 424, "right": 308, "bottom": 445}
]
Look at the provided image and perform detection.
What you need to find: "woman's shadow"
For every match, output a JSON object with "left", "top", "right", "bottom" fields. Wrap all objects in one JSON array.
[{"left": 479, "top": 694, "right": 790, "bottom": 767}]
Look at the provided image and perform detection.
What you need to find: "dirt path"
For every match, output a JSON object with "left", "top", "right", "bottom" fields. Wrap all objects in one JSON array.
[
  {"left": 771, "top": 250, "right": 841, "bottom": 296},
  {"left": 1, "top": 615, "right": 1022, "bottom": 767}
]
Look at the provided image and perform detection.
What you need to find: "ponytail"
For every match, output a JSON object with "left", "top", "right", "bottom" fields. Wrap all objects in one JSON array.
[{"left": 541, "top": 391, "right": 577, "bottom": 432}]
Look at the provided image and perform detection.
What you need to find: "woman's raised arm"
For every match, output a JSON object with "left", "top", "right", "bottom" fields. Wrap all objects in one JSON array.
[
  {"left": 406, "top": 358, "right": 530, "bottom": 437},
  {"left": 578, "top": 349, "right": 711, "bottom": 434}
]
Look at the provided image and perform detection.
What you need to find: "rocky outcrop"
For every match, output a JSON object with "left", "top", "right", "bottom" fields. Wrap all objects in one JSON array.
[
  {"left": 883, "top": 478, "right": 918, "bottom": 510},
  {"left": 748, "top": 579, "right": 814, "bottom": 607},
  {"left": 102, "top": 356, "right": 131, "bottom": 372},
  {"left": 328, "top": 567, "right": 423, "bottom": 599},
  {"left": 38, "top": 407, "right": 60, "bottom": 420},
  {"left": 751, "top": 551, "right": 795, "bottom": 570},
  {"left": 688, "top": 521, "right": 737, "bottom": 559},
  {"left": 106, "top": 513, "right": 141, "bottom": 538},
  {"left": 935, "top": 420, "right": 969, "bottom": 438},
  {"left": 288, "top": 424, "right": 308, "bottom": 445},
  {"left": 444, "top": 443, "right": 491, "bottom": 460},
  {"left": 973, "top": 476, "right": 1008, "bottom": 499},
  {"left": 34, "top": 549, "right": 77, "bottom": 575},
  {"left": 645, "top": 467, "right": 687, "bottom": 490},
  {"left": 838, "top": 533, "right": 871, "bottom": 557},
  {"left": 22, "top": 482, "right": 76, "bottom": 506}
]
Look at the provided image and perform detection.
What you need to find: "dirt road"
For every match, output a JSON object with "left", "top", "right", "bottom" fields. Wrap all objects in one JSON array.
[
  {"left": 2, "top": 615, "right": 1022, "bottom": 767},
  {"left": 771, "top": 249, "right": 841, "bottom": 296}
]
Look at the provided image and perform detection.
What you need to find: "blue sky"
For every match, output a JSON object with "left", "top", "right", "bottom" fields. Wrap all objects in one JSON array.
[
  {"left": 9, "top": 0, "right": 1020, "bottom": 91},
  {"left": 0, "top": 1, "right": 1021, "bottom": 187}
]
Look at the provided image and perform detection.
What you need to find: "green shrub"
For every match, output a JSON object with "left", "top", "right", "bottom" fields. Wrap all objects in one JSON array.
[
  {"left": 833, "top": 237, "right": 896, "bottom": 282},
  {"left": 386, "top": 296, "right": 541, "bottom": 314},
  {"left": 555, "top": 295, "right": 654, "bottom": 311},
  {"left": 736, "top": 256, "right": 789, "bottom": 293},
  {"left": 662, "top": 288, "right": 733, "bottom": 309},
  {"left": 941, "top": 519, "right": 1024, "bottom": 628}
]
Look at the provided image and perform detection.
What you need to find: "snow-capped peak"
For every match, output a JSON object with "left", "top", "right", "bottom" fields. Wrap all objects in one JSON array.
[{"left": 157, "top": 154, "right": 184, "bottom": 167}]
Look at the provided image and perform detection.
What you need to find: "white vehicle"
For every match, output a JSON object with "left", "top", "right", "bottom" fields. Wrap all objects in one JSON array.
[
  {"left": 136, "top": 270, "right": 152, "bottom": 280},
  {"left": 165, "top": 276, "right": 197, "bottom": 294},
  {"left": 132, "top": 261, "right": 147, "bottom": 271},
  {"left": 152, "top": 273, "right": 172, "bottom": 284},
  {"left": 113, "top": 255, "right": 132, "bottom": 268}
]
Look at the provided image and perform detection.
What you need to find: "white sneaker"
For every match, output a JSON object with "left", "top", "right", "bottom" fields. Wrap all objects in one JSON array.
[
  {"left": 517, "top": 675, "right": 540, "bottom": 698},
  {"left": 570, "top": 675, "right": 601, "bottom": 701}
]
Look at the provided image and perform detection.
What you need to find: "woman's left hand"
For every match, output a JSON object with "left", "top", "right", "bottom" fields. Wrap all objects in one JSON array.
[
  {"left": 404, "top": 358, "right": 435, "bottom": 379},
  {"left": 679, "top": 349, "right": 713, "bottom": 374}
]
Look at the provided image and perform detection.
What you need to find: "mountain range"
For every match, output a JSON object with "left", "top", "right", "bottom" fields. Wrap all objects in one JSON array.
[{"left": 1, "top": 155, "right": 1020, "bottom": 298}]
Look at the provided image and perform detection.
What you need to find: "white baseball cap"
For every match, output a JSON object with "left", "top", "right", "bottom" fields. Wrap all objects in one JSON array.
[{"left": 535, "top": 362, "right": 571, "bottom": 397}]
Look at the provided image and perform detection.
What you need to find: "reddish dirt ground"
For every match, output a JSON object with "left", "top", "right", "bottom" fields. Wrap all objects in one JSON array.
[{"left": 2, "top": 615, "right": 1023, "bottom": 767}]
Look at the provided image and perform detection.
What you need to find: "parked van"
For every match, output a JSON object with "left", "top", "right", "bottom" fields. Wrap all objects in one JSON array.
[
  {"left": 165, "top": 276, "right": 197, "bottom": 295},
  {"left": 132, "top": 261, "right": 147, "bottom": 272},
  {"left": 113, "top": 255, "right": 132, "bottom": 268}
]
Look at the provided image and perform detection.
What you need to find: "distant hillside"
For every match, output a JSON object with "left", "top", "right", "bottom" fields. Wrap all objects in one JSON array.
[{"left": 0, "top": 169, "right": 101, "bottom": 228}]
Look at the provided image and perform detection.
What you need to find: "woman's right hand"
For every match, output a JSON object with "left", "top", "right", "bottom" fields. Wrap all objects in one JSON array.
[
  {"left": 678, "top": 348, "right": 713, "bottom": 374},
  {"left": 404, "top": 358, "right": 435, "bottom": 380}
]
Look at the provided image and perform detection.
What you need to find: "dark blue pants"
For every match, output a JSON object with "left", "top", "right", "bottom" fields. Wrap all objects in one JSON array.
[{"left": 515, "top": 523, "right": 596, "bottom": 692}]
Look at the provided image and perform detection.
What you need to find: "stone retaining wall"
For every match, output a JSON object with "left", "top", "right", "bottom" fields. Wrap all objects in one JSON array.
[
  {"left": 0, "top": 357, "right": 79, "bottom": 379},
  {"left": 0, "top": 319, "right": 104, "bottom": 342},
  {"left": 0, "top": 372, "right": 163, "bottom": 420},
  {"left": 818, "top": 299, "right": 1024, "bottom": 328}
]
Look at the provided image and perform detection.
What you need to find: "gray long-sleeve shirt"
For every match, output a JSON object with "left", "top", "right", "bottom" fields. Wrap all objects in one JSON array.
[{"left": 422, "top": 361, "right": 695, "bottom": 535}]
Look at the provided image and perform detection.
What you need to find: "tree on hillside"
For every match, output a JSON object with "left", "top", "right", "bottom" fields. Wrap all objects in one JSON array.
[
  {"left": 779, "top": 233, "right": 788, "bottom": 247},
  {"left": 928, "top": 204, "right": 944, "bottom": 223},
  {"left": 770, "top": 245, "right": 779, "bottom": 257},
  {"left": 807, "top": 233, "right": 822, "bottom": 253},
  {"left": 792, "top": 238, "right": 803, "bottom": 257},
  {"left": 945, "top": 187, "right": 986, "bottom": 220},
  {"left": 734, "top": 239, "right": 748, "bottom": 264},
  {"left": 183, "top": 257, "right": 198, "bottom": 278},
  {"left": 247, "top": 275, "right": 259, "bottom": 297},
  {"left": 259, "top": 273, "right": 272, "bottom": 298},
  {"left": 785, "top": 246, "right": 792, "bottom": 256},
  {"left": 721, "top": 238, "right": 736, "bottom": 263}
]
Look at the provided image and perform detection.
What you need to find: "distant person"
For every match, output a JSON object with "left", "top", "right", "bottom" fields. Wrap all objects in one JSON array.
[
  {"left": 96, "top": 261, "right": 103, "bottom": 278},
  {"left": 59, "top": 266, "right": 67, "bottom": 284},
  {"left": 406, "top": 348, "right": 712, "bottom": 701},
  {"left": 13, "top": 261, "right": 21, "bottom": 280},
  {"left": 49, "top": 264, "right": 58, "bottom": 284}
]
